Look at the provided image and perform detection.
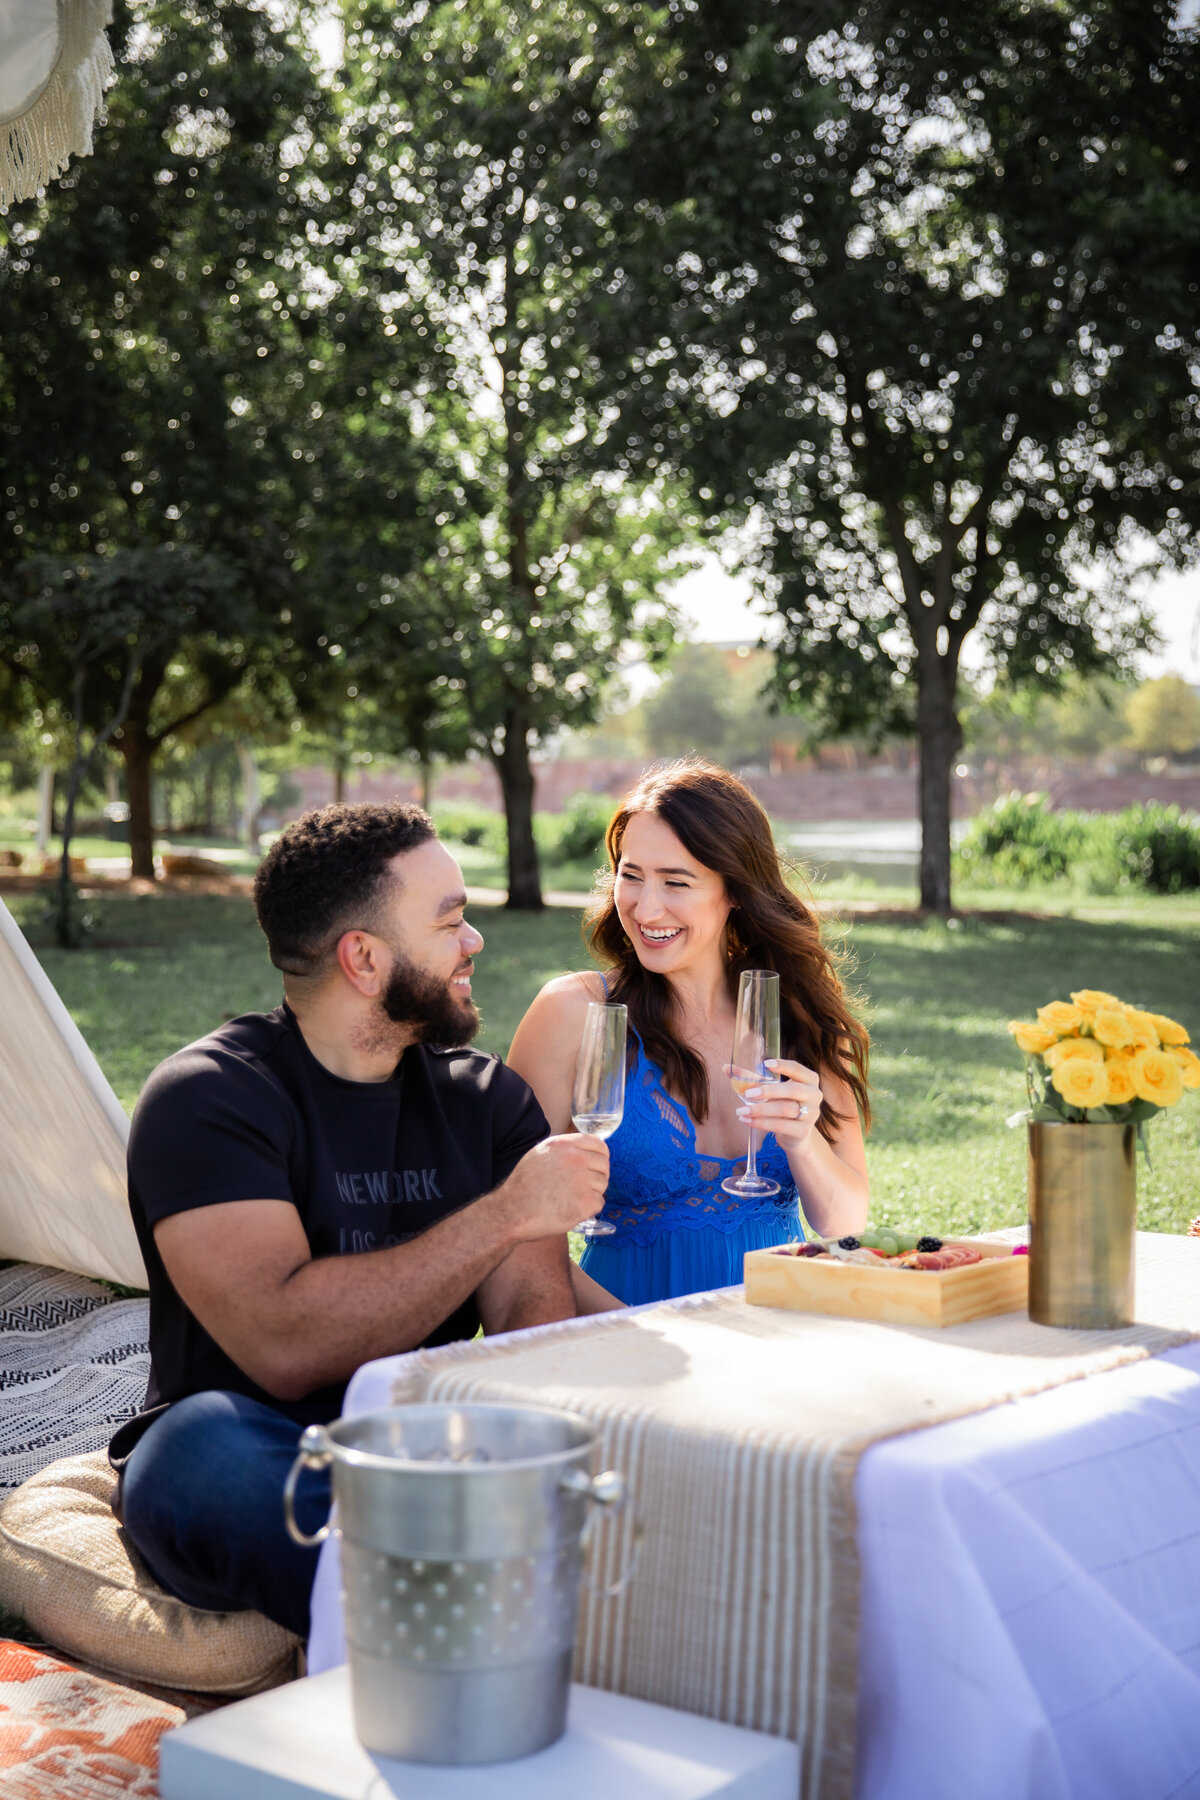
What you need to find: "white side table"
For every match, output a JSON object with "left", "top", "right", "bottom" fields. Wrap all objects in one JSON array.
[{"left": 159, "top": 1668, "right": 799, "bottom": 1800}]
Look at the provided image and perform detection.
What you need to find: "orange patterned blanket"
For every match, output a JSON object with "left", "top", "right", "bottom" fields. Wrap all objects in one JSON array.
[{"left": 0, "top": 1640, "right": 182, "bottom": 1798}]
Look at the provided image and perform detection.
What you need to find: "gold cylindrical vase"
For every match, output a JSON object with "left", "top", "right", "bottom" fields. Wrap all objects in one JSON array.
[{"left": 1027, "top": 1121, "right": 1136, "bottom": 1328}]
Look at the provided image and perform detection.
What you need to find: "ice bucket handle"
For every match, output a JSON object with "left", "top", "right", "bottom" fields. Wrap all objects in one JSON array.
[
  {"left": 560, "top": 1467, "right": 643, "bottom": 1599},
  {"left": 284, "top": 1423, "right": 335, "bottom": 1548}
]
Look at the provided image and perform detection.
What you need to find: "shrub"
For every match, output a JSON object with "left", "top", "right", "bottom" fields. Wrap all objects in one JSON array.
[
  {"left": 433, "top": 793, "right": 614, "bottom": 873},
  {"left": 1102, "top": 804, "right": 1200, "bottom": 894},
  {"left": 432, "top": 800, "right": 506, "bottom": 855},
  {"left": 954, "top": 795, "right": 1200, "bottom": 894},
  {"left": 543, "top": 790, "right": 614, "bottom": 866},
  {"left": 952, "top": 793, "right": 1086, "bottom": 888}
]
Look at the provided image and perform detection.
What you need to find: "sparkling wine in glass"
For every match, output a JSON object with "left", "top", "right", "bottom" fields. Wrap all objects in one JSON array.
[
  {"left": 722, "top": 970, "right": 781, "bottom": 1198},
  {"left": 571, "top": 1001, "right": 626, "bottom": 1238}
]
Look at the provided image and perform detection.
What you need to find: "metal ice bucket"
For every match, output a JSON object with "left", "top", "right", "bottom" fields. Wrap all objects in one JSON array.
[{"left": 285, "top": 1403, "right": 629, "bottom": 1764}]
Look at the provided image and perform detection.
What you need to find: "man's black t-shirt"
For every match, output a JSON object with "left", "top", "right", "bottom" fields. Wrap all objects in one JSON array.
[{"left": 111, "top": 1004, "right": 548, "bottom": 1456}]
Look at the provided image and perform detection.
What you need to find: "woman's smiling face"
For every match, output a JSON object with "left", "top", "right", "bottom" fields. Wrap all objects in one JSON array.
[{"left": 613, "top": 811, "right": 732, "bottom": 977}]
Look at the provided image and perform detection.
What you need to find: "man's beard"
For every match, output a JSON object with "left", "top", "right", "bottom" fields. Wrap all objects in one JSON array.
[{"left": 379, "top": 952, "right": 479, "bottom": 1047}]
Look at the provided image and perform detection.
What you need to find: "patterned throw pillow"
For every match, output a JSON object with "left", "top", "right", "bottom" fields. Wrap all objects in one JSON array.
[{"left": 0, "top": 1638, "right": 183, "bottom": 1797}]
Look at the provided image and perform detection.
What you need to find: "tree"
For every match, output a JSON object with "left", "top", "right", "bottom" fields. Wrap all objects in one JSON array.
[
  {"left": 961, "top": 670, "right": 1131, "bottom": 773},
  {"left": 582, "top": 0, "right": 1198, "bottom": 908},
  {"left": 642, "top": 643, "right": 737, "bottom": 760},
  {"left": 280, "top": 628, "right": 475, "bottom": 812},
  {"left": 0, "top": 549, "right": 237, "bottom": 939},
  {"left": 340, "top": 0, "right": 693, "bottom": 906},
  {"left": 0, "top": 1, "right": 370, "bottom": 874},
  {"left": 639, "top": 640, "right": 808, "bottom": 767},
  {"left": 1125, "top": 675, "right": 1200, "bottom": 761}
]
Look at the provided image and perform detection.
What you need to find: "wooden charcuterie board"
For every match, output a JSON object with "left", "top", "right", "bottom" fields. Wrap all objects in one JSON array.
[{"left": 743, "top": 1238, "right": 1028, "bottom": 1328}]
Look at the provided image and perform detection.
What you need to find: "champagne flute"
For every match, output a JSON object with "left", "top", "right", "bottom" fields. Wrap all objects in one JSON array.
[
  {"left": 571, "top": 1001, "right": 626, "bottom": 1238},
  {"left": 722, "top": 970, "right": 782, "bottom": 1198}
]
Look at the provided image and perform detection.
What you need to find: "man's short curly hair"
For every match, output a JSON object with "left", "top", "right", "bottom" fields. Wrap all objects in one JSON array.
[{"left": 253, "top": 802, "right": 436, "bottom": 978}]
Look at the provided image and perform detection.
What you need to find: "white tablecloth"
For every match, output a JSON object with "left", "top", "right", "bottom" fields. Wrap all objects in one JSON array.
[
  {"left": 310, "top": 1340, "right": 1200, "bottom": 1800},
  {"left": 855, "top": 1340, "right": 1200, "bottom": 1800}
]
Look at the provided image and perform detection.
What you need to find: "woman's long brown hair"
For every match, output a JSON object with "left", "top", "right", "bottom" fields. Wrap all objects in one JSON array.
[{"left": 584, "top": 758, "right": 870, "bottom": 1144}]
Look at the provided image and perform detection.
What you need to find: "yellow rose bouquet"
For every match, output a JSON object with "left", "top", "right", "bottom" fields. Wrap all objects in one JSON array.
[{"left": 1008, "top": 989, "right": 1199, "bottom": 1153}]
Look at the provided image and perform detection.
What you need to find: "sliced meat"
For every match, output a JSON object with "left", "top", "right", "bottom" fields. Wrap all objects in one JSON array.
[{"left": 894, "top": 1245, "right": 984, "bottom": 1272}]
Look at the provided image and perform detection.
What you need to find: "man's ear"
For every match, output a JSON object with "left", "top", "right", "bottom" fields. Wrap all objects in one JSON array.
[{"left": 335, "top": 930, "right": 386, "bottom": 997}]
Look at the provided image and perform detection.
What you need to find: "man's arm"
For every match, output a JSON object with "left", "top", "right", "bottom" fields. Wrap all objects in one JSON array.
[
  {"left": 475, "top": 1234, "right": 576, "bottom": 1337},
  {"left": 153, "top": 1133, "right": 607, "bottom": 1402}
]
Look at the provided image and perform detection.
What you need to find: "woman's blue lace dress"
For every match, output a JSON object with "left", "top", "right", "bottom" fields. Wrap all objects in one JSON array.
[{"left": 579, "top": 1025, "right": 803, "bottom": 1305}]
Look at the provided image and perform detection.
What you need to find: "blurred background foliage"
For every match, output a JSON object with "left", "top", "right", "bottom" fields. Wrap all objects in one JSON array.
[{"left": 0, "top": 0, "right": 1197, "bottom": 916}]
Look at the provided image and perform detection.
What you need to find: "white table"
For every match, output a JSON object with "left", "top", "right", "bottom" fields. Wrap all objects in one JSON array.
[
  {"left": 158, "top": 1667, "right": 799, "bottom": 1800},
  {"left": 311, "top": 1341, "right": 1200, "bottom": 1800},
  {"left": 855, "top": 1340, "right": 1200, "bottom": 1800}
]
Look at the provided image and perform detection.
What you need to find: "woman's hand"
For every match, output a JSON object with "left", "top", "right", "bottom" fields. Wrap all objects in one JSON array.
[
  {"left": 730, "top": 1057, "right": 823, "bottom": 1159},
  {"left": 729, "top": 1058, "right": 869, "bottom": 1242}
]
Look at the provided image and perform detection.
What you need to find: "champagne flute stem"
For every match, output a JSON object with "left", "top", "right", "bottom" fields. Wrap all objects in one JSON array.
[{"left": 745, "top": 1123, "right": 759, "bottom": 1183}]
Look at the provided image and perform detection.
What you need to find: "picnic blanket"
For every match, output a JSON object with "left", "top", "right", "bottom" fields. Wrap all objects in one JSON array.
[
  {"left": 0, "top": 1264, "right": 147, "bottom": 1492},
  {"left": 317, "top": 1231, "right": 1200, "bottom": 1800},
  {"left": 0, "top": 1637, "right": 182, "bottom": 1798}
]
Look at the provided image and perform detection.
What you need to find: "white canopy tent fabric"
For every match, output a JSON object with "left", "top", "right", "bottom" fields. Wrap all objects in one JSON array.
[
  {"left": 1, "top": 0, "right": 115, "bottom": 209},
  {"left": 0, "top": 896, "right": 146, "bottom": 1288}
]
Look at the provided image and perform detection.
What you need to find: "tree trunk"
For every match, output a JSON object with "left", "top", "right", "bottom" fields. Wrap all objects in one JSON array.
[
  {"left": 333, "top": 753, "right": 347, "bottom": 804},
  {"left": 35, "top": 765, "right": 54, "bottom": 853},
  {"left": 236, "top": 743, "right": 261, "bottom": 851},
  {"left": 419, "top": 755, "right": 433, "bottom": 814},
  {"left": 54, "top": 750, "right": 87, "bottom": 949},
  {"left": 493, "top": 710, "right": 543, "bottom": 910},
  {"left": 916, "top": 654, "right": 963, "bottom": 913},
  {"left": 120, "top": 726, "right": 157, "bottom": 879}
]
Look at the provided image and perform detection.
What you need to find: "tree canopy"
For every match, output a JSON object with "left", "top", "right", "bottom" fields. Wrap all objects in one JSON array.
[
  {"left": 336, "top": 0, "right": 695, "bottom": 905},
  {"left": 575, "top": 0, "right": 1199, "bottom": 906},
  {"left": 1125, "top": 675, "right": 1200, "bottom": 760},
  {"left": 0, "top": 0, "right": 402, "bottom": 874}
]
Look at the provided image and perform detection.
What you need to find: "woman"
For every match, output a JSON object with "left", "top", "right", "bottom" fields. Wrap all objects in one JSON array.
[{"left": 507, "top": 759, "right": 870, "bottom": 1305}]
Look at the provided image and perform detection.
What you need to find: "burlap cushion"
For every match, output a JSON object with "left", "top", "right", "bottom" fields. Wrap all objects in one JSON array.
[{"left": 0, "top": 1450, "right": 301, "bottom": 1695}]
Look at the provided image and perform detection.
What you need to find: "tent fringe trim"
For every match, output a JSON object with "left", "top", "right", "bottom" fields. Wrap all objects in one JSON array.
[{"left": 1, "top": 0, "right": 115, "bottom": 209}]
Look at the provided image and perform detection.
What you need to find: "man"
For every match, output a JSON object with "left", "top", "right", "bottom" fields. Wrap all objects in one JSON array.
[{"left": 109, "top": 802, "right": 607, "bottom": 1638}]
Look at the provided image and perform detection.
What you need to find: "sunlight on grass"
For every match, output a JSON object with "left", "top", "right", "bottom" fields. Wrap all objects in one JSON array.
[{"left": 9, "top": 887, "right": 1198, "bottom": 1235}]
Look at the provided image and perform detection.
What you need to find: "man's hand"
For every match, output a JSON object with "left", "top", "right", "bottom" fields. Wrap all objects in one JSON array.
[{"left": 492, "top": 1133, "right": 609, "bottom": 1240}]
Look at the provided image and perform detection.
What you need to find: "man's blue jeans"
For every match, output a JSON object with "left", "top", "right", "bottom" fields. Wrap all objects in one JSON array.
[{"left": 119, "top": 1391, "right": 332, "bottom": 1640}]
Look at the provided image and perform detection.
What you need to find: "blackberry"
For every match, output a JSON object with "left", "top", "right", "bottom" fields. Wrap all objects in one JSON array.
[
  {"left": 916, "top": 1235, "right": 943, "bottom": 1253},
  {"left": 837, "top": 1236, "right": 861, "bottom": 1251}
]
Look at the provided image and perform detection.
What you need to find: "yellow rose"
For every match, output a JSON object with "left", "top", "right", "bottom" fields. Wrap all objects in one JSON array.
[
  {"left": 1146, "top": 1013, "right": 1190, "bottom": 1047},
  {"left": 1169, "top": 1047, "right": 1200, "bottom": 1090},
  {"left": 1050, "top": 1057, "right": 1111, "bottom": 1110},
  {"left": 1044, "top": 1037, "right": 1105, "bottom": 1068},
  {"left": 1037, "top": 1001, "right": 1085, "bottom": 1034},
  {"left": 1070, "top": 989, "right": 1120, "bottom": 1014},
  {"left": 1104, "top": 1059, "right": 1138, "bottom": 1107},
  {"left": 1122, "top": 1008, "right": 1161, "bottom": 1049},
  {"left": 1008, "top": 1020, "right": 1058, "bottom": 1055},
  {"left": 1092, "top": 1007, "right": 1136, "bottom": 1049},
  {"left": 1130, "top": 1048, "right": 1185, "bottom": 1108}
]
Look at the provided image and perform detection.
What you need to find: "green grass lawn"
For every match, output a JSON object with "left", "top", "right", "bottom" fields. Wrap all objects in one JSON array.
[{"left": 7, "top": 885, "right": 1199, "bottom": 1236}]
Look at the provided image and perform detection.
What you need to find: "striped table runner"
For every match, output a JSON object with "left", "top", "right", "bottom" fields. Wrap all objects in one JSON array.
[{"left": 374, "top": 1232, "right": 1200, "bottom": 1800}]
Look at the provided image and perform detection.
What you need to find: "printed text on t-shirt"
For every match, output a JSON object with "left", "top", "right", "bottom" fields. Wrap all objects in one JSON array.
[{"left": 334, "top": 1169, "right": 443, "bottom": 1205}]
